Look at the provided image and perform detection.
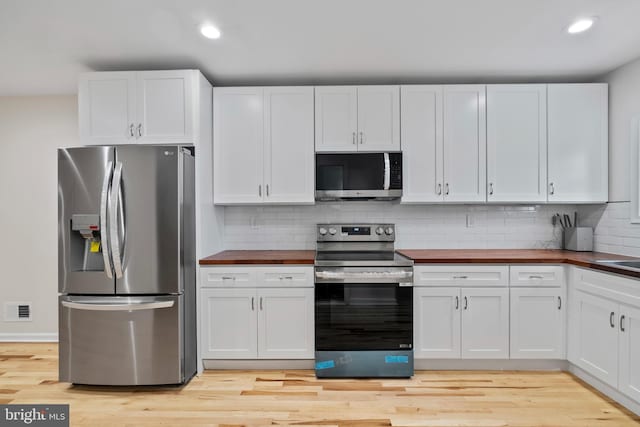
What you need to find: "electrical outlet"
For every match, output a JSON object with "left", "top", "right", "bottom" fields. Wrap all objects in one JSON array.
[
  {"left": 466, "top": 214, "right": 474, "bottom": 228},
  {"left": 4, "top": 302, "right": 32, "bottom": 322}
]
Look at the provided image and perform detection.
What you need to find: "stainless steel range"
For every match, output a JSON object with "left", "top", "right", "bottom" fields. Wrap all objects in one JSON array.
[{"left": 314, "top": 223, "right": 414, "bottom": 378}]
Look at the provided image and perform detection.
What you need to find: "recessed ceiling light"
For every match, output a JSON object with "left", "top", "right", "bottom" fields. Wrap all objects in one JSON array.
[
  {"left": 567, "top": 18, "right": 595, "bottom": 34},
  {"left": 200, "top": 24, "right": 221, "bottom": 39}
]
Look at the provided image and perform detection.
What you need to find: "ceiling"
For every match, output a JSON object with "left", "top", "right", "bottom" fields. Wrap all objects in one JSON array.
[{"left": 2, "top": 0, "right": 640, "bottom": 95}]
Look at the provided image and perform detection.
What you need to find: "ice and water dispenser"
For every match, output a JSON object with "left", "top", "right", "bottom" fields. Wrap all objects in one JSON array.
[{"left": 70, "top": 214, "right": 104, "bottom": 272}]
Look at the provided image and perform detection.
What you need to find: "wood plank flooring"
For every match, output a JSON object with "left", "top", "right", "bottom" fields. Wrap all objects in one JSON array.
[{"left": 1, "top": 343, "right": 639, "bottom": 426}]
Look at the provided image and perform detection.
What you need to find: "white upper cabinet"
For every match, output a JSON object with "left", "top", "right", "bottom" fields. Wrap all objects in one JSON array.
[
  {"left": 135, "top": 71, "right": 194, "bottom": 143},
  {"left": 263, "top": 87, "right": 315, "bottom": 204},
  {"left": 213, "top": 87, "right": 264, "bottom": 204},
  {"left": 547, "top": 84, "right": 608, "bottom": 203},
  {"left": 214, "top": 86, "right": 315, "bottom": 205},
  {"left": 79, "top": 72, "right": 136, "bottom": 145},
  {"left": 487, "top": 85, "right": 547, "bottom": 203},
  {"left": 79, "top": 70, "right": 198, "bottom": 145},
  {"left": 443, "top": 85, "right": 487, "bottom": 202},
  {"left": 400, "top": 85, "right": 444, "bottom": 203},
  {"left": 356, "top": 86, "right": 400, "bottom": 151},
  {"left": 315, "top": 86, "right": 358, "bottom": 151},
  {"left": 315, "top": 86, "right": 400, "bottom": 152}
]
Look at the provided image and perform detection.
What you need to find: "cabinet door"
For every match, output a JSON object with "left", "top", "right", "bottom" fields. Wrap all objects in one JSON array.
[
  {"left": 257, "top": 288, "right": 314, "bottom": 359},
  {"left": 400, "top": 86, "right": 444, "bottom": 203},
  {"left": 486, "top": 85, "right": 547, "bottom": 203},
  {"left": 547, "top": 84, "right": 608, "bottom": 203},
  {"left": 414, "top": 287, "right": 461, "bottom": 358},
  {"left": 78, "top": 72, "right": 136, "bottom": 145},
  {"left": 619, "top": 304, "right": 640, "bottom": 402},
  {"left": 356, "top": 86, "right": 400, "bottom": 151},
  {"left": 213, "top": 87, "right": 264, "bottom": 204},
  {"left": 461, "top": 287, "right": 509, "bottom": 358},
  {"left": 201, "top": 288, "right": 257, "bottom": 359},
  {"left": 572, "top": 290, "right": 619, "bottom": 387},
  {"left": 443, "top": 85, "right": 487, "bottom": 202},
  {"left": 510, "top": 288, "right": 565, "bottom": 359},
  {"left": 315, "top": 86, "right": 358, "bottom": 152},
  {"left": 263, "top": 87, "right": 315, "bottom": 204},
  {"left": 135, "top": 70, "right": 194, "bottom": 144}
]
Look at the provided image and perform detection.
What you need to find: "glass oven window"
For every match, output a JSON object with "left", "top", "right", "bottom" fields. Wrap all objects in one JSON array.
[{"left": 315, "top": 283, "right": 413, "bottom": 351}]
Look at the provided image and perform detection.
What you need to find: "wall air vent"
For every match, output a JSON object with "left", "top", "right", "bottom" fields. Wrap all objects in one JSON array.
[{"left": 3, "top": 302, "right": 32, "bottom": 322}]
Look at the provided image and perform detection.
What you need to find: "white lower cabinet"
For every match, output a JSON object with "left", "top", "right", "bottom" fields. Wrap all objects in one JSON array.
[
  {"left": 569, "top": 267, "right": 640, "bottom": 406},
  {"left": 461, "top": 288, "right": 509, "bottom": 359},
  {"left": 414, "top": 286, "right": 509, "bottom": 359},
  {"left": 570, "top": 289, "right": 619, "bottom": 386},
  {"left": 200, "top": 266, "right": 314, "bottom": 360},
  {"left": 619, "top": 304, "right": 640, "bottom": 402},
  {"left": 201, "top": 288, "right": 258, "bottom": 359},
  {"left": 414, "top": 287, "right": 461, "bottom": 358},
  {"left": 257, "top": 288, "right": 315, "bottom": 359},
  {"left": 510, "top": 288, "right": 565, "bottom": 359}
]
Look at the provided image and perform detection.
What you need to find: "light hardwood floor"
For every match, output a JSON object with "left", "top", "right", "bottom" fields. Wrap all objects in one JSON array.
[{"left": 1, "top": 343, "right": 639, "bottom": 426}]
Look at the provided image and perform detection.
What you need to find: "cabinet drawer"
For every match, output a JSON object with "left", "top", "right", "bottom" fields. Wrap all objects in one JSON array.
[
  {"left": 259, "top": 267, "right": 313, "bottom": 288},
  {"left": 510, "top": 265, "right": 565, "bottom": 287},
  {"left": 200, "top": 267, "right": 256, "bottom": 288},
  {"left": 414, "top": 265, "right": 508, "bottom": 287}
]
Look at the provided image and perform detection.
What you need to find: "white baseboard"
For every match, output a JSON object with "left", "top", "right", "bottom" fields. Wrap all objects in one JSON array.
[
  {"left": 415, "top": 358, "right": 568, "bottom": 371},
  {"left": 569, "top": 364, "right": 640, "bottom": 416},
  {"left": 203, "top": 359, "right": 314, "bottom": 370},
  {"left": 0, "top": 333, "right": 58, "bottom": 342}
]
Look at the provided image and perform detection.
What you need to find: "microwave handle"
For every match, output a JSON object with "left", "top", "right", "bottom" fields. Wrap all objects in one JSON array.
[{"left": 383, "top": 153, "right": 390, "bottom": 190}]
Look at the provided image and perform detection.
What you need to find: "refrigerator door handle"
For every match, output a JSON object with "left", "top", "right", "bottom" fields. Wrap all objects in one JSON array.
[
  {"left": 109, "top": 161, "right": 125, "bottom": 279},
  {"left": 100, "top": 161, "right": 114, "bottom": 279},
  {"left": 61, "top": 300, "right": 174, "bottom": 311}
]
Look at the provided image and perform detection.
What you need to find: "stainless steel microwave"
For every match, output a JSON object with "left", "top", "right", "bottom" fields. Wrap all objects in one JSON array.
[{"left": 315, "top": 152, "right": 402, "bottom": 201}]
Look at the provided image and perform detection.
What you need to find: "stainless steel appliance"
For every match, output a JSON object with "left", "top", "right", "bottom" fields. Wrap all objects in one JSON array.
[
  {"left": 314, "top": 223, "right": 414, "bottom": 378},
  {"left": 57, "top": 145, "right": 196, "bottom": 386},
  {"left": 315, "top": 152, "right": 402, "bottom": 200}
]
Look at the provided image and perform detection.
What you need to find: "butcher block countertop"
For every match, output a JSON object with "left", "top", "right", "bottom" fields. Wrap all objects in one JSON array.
[
  {"left": 199, "top": 249, "right": 640, "bottom": 279},
  {"left": 199, "top": 250, "right": 315, "bottom": 265},
  {"left": 397, "top": 249, "right": 640, "bottom": 278}
]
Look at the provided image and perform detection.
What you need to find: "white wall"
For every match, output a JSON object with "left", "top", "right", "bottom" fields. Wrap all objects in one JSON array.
[
  {"left": 605, "top": 56, "right": 640, "bottom": 202},
  {"left": 0, "top": 96, "right": 78, "bottom": 339},
  {"left": 223, "top": 204, "right": 577, "bottom": 250}
]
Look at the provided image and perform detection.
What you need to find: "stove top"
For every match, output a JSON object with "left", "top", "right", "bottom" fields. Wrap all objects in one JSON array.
[{"left": 314, "top": 251, "right": 414, "bottom": 267}]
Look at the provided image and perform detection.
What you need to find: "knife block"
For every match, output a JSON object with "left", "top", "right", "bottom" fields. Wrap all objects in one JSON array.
[{"left": 563, "top": 227, "right": 593, "bottom": 252}]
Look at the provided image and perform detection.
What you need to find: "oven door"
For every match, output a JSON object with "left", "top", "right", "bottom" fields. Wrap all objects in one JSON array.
[{"left": 315, "top": 282, "right": 413, "bottom": 351}]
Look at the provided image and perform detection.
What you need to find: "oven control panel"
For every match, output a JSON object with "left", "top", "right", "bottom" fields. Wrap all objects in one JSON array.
[{"left": 317, "top": 223, "right": 395, "bottom": 242}]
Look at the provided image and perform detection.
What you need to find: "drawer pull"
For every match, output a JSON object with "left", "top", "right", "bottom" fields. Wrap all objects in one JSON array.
[
  {"left": 453, "top": 275, "right": 468, "bottom": 280},
  {"left": 528, "top": 275, "right": 544, "bottom": 280},
  {"left": 280, "top": 276, "right": 294, "bottom": 280},
  {"left": 221, "top": 276, "right": 236, "bottom": 281}
]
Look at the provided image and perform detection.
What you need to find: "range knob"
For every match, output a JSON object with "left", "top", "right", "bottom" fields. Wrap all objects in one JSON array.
[
  {"left": 319, "top": 227, "right": 328, "bottom": 236},
  {"left": 375, "top": 227, "right": 384, "bottom": 235},
  {"left": 385, "top": 227, "right": 394, "bottom": 235},
  {"left": 329, "top": 227, "right": 337, "bottom": 235}
]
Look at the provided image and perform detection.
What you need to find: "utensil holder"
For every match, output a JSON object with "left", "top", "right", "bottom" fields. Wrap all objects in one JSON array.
[{"left": 563, "top": 227, "right": 593, "bottom": 252}]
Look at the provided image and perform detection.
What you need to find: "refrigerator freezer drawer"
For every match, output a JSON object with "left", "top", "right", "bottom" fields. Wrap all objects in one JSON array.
[{"left": 59, "top": 295, "right": 189, "bottom": 385}]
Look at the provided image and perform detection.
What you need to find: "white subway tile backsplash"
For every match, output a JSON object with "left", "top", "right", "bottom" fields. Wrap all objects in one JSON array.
[
  {"left": 222, "top": 203, "right": 577, "bottom": 250},
  {"left": 577, "top": 202, "right": 640, "bottom": 257}
]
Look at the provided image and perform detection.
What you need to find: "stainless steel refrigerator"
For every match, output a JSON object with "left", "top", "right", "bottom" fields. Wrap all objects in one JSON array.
[{"left": 57, "top": 145, "right": 196, "bottom": 385}]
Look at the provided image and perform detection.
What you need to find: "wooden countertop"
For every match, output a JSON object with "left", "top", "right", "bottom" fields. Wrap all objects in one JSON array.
[
  {"left": 397, "top": 249, "right": 640, "bottom": 278},
  {"left": 199, "top": 250, "right": 315, "bottom": 265},
  {"left": 199, "top": 249, "right": 640, "bottom": 279}
]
